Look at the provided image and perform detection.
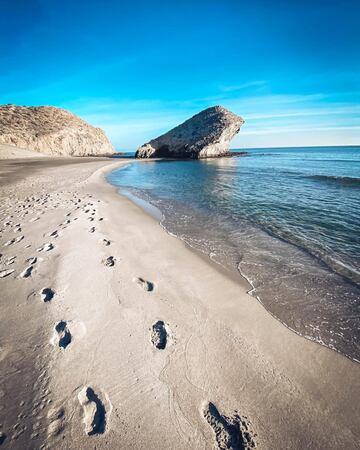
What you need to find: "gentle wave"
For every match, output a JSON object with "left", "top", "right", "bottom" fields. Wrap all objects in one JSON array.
[
  {"left": 307, "top": 174, "right": 360, "bottom": 186},
  {"left": 266, "top": 224, "right": 360, "bottom": 285}
]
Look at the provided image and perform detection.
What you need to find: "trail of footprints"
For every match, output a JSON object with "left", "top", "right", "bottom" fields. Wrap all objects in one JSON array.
[
  {"left": 0, "top": 193, "right": 106, "bottom": 442},
  {"left": 0, "top": 192, "right": 257, "bottom": 448}
]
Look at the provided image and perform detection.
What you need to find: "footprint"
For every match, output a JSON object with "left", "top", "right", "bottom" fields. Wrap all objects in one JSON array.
[
  {"left": 78, "top": 387, "right": 106, "bottom": 435},
  {"left": 4, "top": 238, "right": 15, "bottom": 247},
  {"left": 150, "top": 321, "right": 168, "bottom": 349},
  {"left": 103, "top": 256, "right": 115, "bottom": 267},
  {"left": 5, "top": 256, "right": 16, "bottom": 265},
  {"left": 0, "top": 431, "right": 6, "bottom": 445},
  {"left": 102, "top": 239, "right": 111, "bottom": 246},
  {"left": 52, "top": 321, "right": 71, "bottom": 349},
  {"left": 47, "top": 406, "right": 65, "bottom": 437},
  {"left": 14, "top": 236, "right": 24, "bottom": 244},
  {"left": 40, "top": 288, "right": 55, "bottom": 302},
  {"left": 134, "top": 277, "right": 154, "bottom": 292},
  {"left": 89, "top": 227, "right": 95, "bottom": 233},
  {"left": 20, "top": 266, "right": 33, "bottom": 278},
  {"left": 26, "top": 256, "right": 37, "bottom": 264},
  {"left": 202, "top": 402, "right": 256, "bottom": 450},
  {"left": 37, "top": 243, "right": 54, "bottom": 252},
  {"left": 0, "top": 269, "right": 15, "bottom": 278}
]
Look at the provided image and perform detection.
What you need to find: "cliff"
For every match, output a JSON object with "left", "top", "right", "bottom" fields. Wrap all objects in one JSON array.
[{"left": 0, "top": 104, "right": 114, "bottom": 157}]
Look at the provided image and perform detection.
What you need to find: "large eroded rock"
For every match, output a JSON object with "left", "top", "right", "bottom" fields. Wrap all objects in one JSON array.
[
  {"left": 136, "top": 105, "right": 244, "bottom": 159},
  {"left": 0, "top": 104, "right": 114, "bottom": 157}
]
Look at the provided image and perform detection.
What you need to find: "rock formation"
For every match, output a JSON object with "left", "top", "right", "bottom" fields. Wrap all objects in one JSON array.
[
  {"left": 0, "top": 104, "right": 114, "bottom": 157},
  {"left": 136, "top": 105, "right": 244, "bottom": 159}
]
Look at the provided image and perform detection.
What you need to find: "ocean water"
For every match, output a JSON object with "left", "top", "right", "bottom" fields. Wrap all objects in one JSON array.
[{"left": 108, "top": 147, "right": 360, "bottom": 362}]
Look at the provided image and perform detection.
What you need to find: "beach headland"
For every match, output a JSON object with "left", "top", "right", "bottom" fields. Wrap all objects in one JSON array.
[{"left": 0, "top": 156, "right": 359, "bottom": 449}]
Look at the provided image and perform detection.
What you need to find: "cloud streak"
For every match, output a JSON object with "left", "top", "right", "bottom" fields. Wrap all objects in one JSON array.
[{"left": 61, "top": 90, "right": 359, "bottom": 149}]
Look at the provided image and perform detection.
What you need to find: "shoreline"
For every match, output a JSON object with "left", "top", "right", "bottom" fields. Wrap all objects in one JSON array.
[
  {"left": 0, "top": 157, "right": 359, "bottom": 448},
  {"left": 105, "top": 164, "right": 258, "bottom": 294},
  {"left": 106, "top": 162, "right": 360, "bottom": 365}
]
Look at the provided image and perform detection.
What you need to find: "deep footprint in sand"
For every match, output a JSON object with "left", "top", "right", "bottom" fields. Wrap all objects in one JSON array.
[
  {"left": 202, "top": 402, "right": 256, "bottom": 450},
  {"left": 0, "top": 432, "right": 6, "bottom": 445},
  {"left": 134, "top": 277, "right": 154, "bottom": 292},
  {"left": 102, "top": 239, "right": 111, "bottom": 246},
  {"left": 89, "top": 227, "right": 95, "bottom": 233},
  {"left": 52, "top": 321, "right": 71, "bottom": 349},
  {"left": 20, "top": 265, "right": 33, "bottom": 278},
  {"left": 103, "top": 256, "right": 115, "bottom": 267},
  {"left": 150, "top": 320, "right": 168, "bottom": 349},
  {"left": 40, "top": 288, "right": 55, "bottom": 302},
  {"left": 78, "top": 387, "right": 106, "bottom": 435}
]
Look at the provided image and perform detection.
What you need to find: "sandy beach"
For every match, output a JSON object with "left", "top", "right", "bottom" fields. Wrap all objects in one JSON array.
[{"left": 0, "top": 157, "right": 359, "bottom": 449}]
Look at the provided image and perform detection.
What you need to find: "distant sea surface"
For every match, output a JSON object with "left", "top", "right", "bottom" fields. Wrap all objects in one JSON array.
[{"left": 108, "top": 147, "right": 360, "bottom": 362}]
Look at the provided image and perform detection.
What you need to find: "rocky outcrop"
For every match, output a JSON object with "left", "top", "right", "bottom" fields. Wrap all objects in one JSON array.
[
  {"left": 0, "top": 104, "right": 114, "bottom": 157},
  {"left": 136, "top": 106, "right": 244, "bottom": 159}
]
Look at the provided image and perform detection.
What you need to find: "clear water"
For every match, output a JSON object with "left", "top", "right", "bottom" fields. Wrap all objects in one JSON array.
[{"left": 108, "top": 147, "right": 360, "bottom": 362}]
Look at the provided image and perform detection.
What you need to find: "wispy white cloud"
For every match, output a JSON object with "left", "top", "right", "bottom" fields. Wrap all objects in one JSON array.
[
  {"left": 233, "top": 128, "right": 360, "bottom": 149},
  {"left": 241, "top": 125, "right": 360, "bottom": 135},
  {"left": 57, "top": 90, "right": 360, "bottom": 149},
  {"left": 246, "top": 105, "right": 360, "bottom": 120},
  {"left": 219, "top": 80, "right": 267, "bottom": 93}
]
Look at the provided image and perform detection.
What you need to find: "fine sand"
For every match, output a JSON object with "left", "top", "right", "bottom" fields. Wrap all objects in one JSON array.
[
  {"left": 0, "top": 157, "right": 359, "bottom": 449},
  {"left": 0, "top": 144, "right": 48, "bottom": 159}
]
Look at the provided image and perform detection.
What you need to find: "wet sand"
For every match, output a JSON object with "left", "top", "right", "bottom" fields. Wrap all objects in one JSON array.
[{"left": 0, "top": 157, "right": 359, "bottom": 449}]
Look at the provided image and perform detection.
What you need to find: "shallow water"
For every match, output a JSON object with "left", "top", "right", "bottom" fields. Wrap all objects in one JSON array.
[{"left": 108, "top": 147, "right": 360, "bottom": 362}]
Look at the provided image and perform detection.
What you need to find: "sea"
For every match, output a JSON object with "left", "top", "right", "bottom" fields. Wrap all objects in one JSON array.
[{"left": 107, "top": 146, "right": 360, "bottom": 362}]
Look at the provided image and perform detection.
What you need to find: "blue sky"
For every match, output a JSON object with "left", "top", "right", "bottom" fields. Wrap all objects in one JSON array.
[{"left": 1, "top": 0, "right": 359, "bottom": 150}]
